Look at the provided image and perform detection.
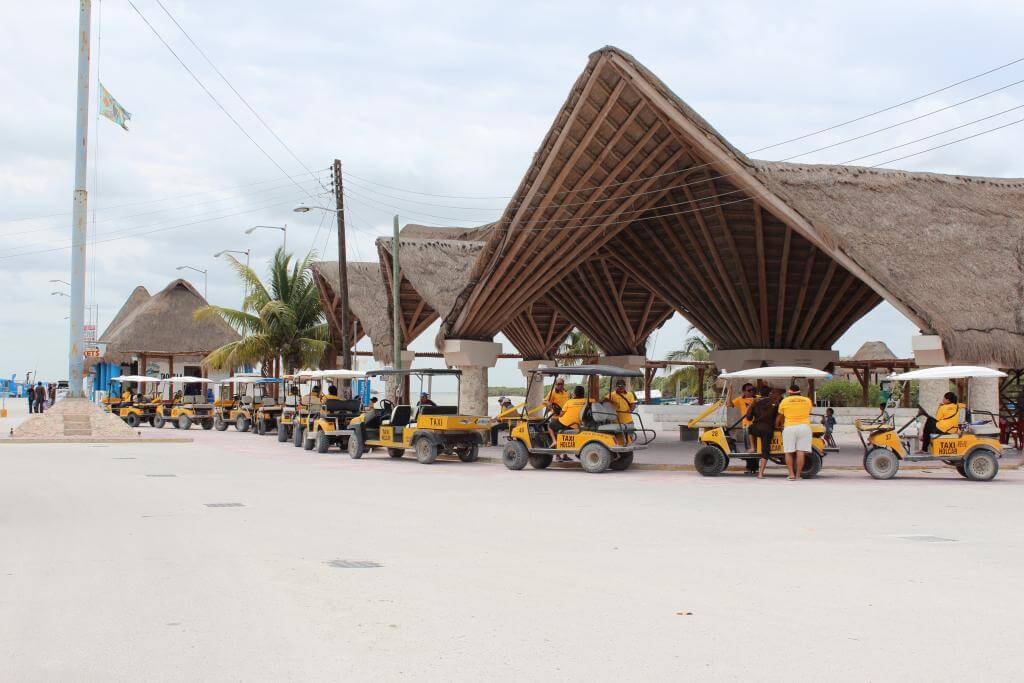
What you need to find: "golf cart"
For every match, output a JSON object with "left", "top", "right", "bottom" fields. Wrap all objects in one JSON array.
[
  {"left": 860, "top": 366, "right": 1005, "bottom": 481},
  {"left": 275, "top": 370, "right": 316, "bottom": 443},
  {"left": 501, "top": 365, "right": 655, "bottom": 474},
  {"left": 152, "top": 376, "right": 215, "bottom": 430},
  {"left": 347, "top": 368, "right": 490, "bottom": 464},
  {"left": 108, "top": 375, "right": 160, "bottom": 427},
  {"left": 212, "top": 376, "right": 275, "bottom": 432},
  {"left": 687, "top": 366, "right": 831, "bottom": 477},
  {"left": 303, "top": 369, "right": 367, "bottom": 453}
]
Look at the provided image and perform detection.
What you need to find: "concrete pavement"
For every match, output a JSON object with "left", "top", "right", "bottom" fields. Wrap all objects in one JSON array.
[{"left": 2, "top": 426, "right": 1024, "bottom": 681}]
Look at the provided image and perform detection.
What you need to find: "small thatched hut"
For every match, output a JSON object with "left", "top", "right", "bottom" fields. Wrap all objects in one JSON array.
[
  {"left": 311, "top": 261, "right": 394, "bottom": 363},
  {"left": 96, "top": 279, "right": 240, "bottom": 379}
]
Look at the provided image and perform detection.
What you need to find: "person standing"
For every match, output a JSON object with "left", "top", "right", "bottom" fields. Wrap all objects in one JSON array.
[
  {"left": 731, "top": 382, "right": 757, "bottom": 473},
  {"left": 777, "top": 383, "right": 813, "bottom": 481},
  {"left": 26, "top": 381, "right": 35, "bottom": 414},
  {"left": 33, "top": 382, "right": 46, "bottom": 413},
  {"left": 746, "top": 386, "right": 781, "bottom": 478}
]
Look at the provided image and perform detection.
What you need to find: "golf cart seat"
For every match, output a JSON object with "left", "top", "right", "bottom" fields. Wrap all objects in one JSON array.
[
  {"left": 322, "top": 398, "right": 362, "bottom": 418},
  {"left": 385, "top": 405, "right": 413, "bottom": 427},
  {"left": 284, "top": 396, "right": 299, "bottom": 407},
  {"left": 261, "top": 397, "right": 276, "bottom": 407},
  {"left": 239, "top": 396, "right": 253, "bottom": 406},
  {"left": 417, "top": 405, "right": 458, "bottom": 418}
]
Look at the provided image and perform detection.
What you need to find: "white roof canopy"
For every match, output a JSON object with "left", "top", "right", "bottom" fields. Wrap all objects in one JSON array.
[
  {"left": 110, "top": 375, "right": 158, "bottom": 383},
  {"left": 310, "top": 369, "right": 367, "bottom": 380},
  {"left": 718, "top": 366, "right": 833, "bottom": 380},
  {"left": 157, "top": 376, "right": 213, "bottom": 384},
  {"left": 890, "top": 365, "right": 1007, "bottom": 380}
]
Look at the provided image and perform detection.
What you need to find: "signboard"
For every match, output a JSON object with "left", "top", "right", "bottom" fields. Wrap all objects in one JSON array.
[
  {"left": 84, "top": 348, "right": 101, "bottom": 358},
  {"left": 84, "top": 324, "right": 97, "bottom": 342},
  {"left": 356, "top": 379, "right": 371, "bottom": 406}
]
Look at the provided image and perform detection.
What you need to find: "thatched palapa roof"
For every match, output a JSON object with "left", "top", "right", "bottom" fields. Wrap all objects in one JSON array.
[
  {"left": 849, "top": 340, "right": 898, "bottom": 362},
  {"left": 100, "top": 279, "right": 239, "bottom": 362},
  {"left": 311, "top": 261, "right": 394, "bottom": 362},
  {"left": 99, "top": 285, "right": 150, "bottom": 341}
]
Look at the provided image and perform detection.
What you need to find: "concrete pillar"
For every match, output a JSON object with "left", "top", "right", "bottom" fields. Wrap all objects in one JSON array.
[
  {"left": 917, "top": 379, "right": 949, "bottom": 413},
  {"left": 969, "top": 376, "right": 1000, "bottom": 417},
  {"left": 518, "top": 360, "right": 552, "bottom": 412},
  {"left": 709, "top": 348, "right": 839, "bottom": 373},
  {"left": 912, "top": 335, "right": 950, "bottom": 414},
  {"left": 443, "top": 339, "right": 502, "bottom": 417}
]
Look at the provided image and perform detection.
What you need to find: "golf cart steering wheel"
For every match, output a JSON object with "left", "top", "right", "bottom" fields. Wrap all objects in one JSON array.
[{"left": 379, "top": 399, "right": 394, "bottom": 414}]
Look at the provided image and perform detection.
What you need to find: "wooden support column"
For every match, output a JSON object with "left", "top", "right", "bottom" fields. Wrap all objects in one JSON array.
[
  {"left": 901, "top": 364, "right": 912, "bottom": 408},
  {"left": 644, "top": 367, "right": 656, "bottom": 404},
  {"left": 808, "top": 378, "right": 816, "bottom": 402},
  {"left": 697, "top": 367, "right": 706, "bottom": 405},
  {"left": 168, "top": 355, "right": 174, "bottom": 376}
]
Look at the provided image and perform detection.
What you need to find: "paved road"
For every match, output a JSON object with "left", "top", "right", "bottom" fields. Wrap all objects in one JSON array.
[{"left": 3, "top": 425, "right": 1023, "bottom": 681}]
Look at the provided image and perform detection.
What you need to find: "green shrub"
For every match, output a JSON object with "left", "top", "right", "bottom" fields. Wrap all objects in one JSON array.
[{"left": 816, "top": 379, "right": 883, "bottom": 407}]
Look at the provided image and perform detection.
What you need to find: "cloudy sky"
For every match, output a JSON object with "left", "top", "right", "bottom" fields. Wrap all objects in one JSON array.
[{"left": 3, "top": 0, "right": 1023, "bottom": 388}]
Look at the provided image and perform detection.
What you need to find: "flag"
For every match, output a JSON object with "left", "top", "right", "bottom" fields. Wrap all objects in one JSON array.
[{"left": 98, "top": 83, "right": 131, "bottom": 131}]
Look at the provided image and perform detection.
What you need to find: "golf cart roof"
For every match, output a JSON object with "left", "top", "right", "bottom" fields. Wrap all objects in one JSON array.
[
  {"left": 283, "top": 370, "right": 319, "bottom": 380},
  {"left": 718, "top": 366, "right": 832, "bottom": 380},
  {"left": 219, "top": 376, "right": 280, "bottom": 385},
  {"left": 530, "top": 364, "right": 643, "bottom": 378},
  {"left": 157, "top": 376, "right": 213, "bottom": 384},
  {"left": 367, "top": 368, "right": 462, "bottom": 377},
  {"left": 309, "top": 369, "right": 366, "bottom": 380},
  {"left": 890, "top": 365, "right": 1007, "bottom": 381},
  {"left": 110, "top": 375, "right": 157, "bottom": 383}
]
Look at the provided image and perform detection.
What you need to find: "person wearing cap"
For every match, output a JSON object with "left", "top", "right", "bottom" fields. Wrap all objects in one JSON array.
[
  {"left": 548, "top": 385, "right": 587, "bottom": 458},
  {"left": 544, "top": 377, "right": 569, "bottom": 417},
  {"left": 732, "top": 382, "right": 758, "bottom": 472},
  {"left": 418, "top": 392, "right": 437, "bottom": 407},
  {"left": 777, "top": 383, "right": 813, "bottom": 480},
  {"left": 604, "top": 379, "right": 637, "bottom": 425}
]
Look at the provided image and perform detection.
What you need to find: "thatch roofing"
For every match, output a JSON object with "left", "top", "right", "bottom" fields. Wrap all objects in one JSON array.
[
  {"left": 755, "top": 161, "right": 1024, "bottom": 367},
  {"left": 850, "top": 340, "right": 898, "bottom": 362},
  {"left": 100, "top": 279, "right": 239, "bottom": 362},
  {"left": 311, "top": 261, "right": 393, "bottom": 362},
  {"left": 99, "top": 285, "right": 150, "bottom": 341}
]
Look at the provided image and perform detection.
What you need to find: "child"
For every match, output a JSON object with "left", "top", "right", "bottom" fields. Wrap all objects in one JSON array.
[{"left": 823, "top": 407, "right": 837, "bottom": 449}]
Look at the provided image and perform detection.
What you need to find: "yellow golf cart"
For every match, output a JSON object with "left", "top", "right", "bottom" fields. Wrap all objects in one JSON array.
[
  {"left": 347, "top": 368, "right": 490, "bottom": 464},
  {"left": 212, "top": 376, "right": 272, "bottom": 432},
  {"left": 108, "top": 375, "right": 160, "bottom": 428},
  {"left": 501, "top": 365, "right": 655, "bottom": 473},
  {"left": 150, "top": 376, "right": 215, "bottom": 430},
  {"left": 303, "top": 369, "right": 368, "bottom": 453},
  {"left": 688, "top": 366, "right": 831, "bottom": 477},
  {"left": 860, "top": 365, "right": 1005, "bottom": 481},
  {"left": 275, "top": 371, "right": 315, "bottom": 443}
]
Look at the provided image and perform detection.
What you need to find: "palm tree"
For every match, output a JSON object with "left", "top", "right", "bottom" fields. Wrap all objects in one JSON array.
[
  {"left": 559, "top": 330, "right": 600, "bottom": 365},
  {"left": 658, "top": 329, "right": 717, "bottom": 399},
  {"left": 195, "top": 247, "right": 329, "bottom": 375}
]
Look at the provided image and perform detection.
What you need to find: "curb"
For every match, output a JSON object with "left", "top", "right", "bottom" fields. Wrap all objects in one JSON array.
[{"left": 1, "top": 437, "right": 194, "bottom": 444}]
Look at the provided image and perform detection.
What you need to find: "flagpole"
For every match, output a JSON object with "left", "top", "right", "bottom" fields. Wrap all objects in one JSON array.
[{"left": 69, "top": 0, "right": 92, "bottom": 398}]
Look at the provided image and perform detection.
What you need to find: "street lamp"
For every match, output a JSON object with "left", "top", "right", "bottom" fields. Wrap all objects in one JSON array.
[
  {"left": 49, "top": 279, "right": 71, "bottom": 286},
  {"left": 293, "top": 204, "right": 352, "bottom": 375},
  {"left": 214, "top": 248, "right": 251, "bottom": 269},
  {"left": 176, "top": 265, "right": 208, "bottom": 299},
  {"left": 52, "top": 290, "right": 70, "bottom": 297},
  {"left": 245, "top": 224, "right": 287, "bottom": 251}
]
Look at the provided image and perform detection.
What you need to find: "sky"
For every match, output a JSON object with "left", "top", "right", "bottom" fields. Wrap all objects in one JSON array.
[{"left": 2, "top": 0, "right": 1023, "bottom": 390}]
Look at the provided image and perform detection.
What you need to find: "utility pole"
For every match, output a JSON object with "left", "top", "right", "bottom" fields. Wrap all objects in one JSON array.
[
  {"left": 332, "top": 160, "right": 352, "bottom": 390},
  {"left": 69, "top": 0, "right": 92, "bottom": 398},
  {"left": 392, "top": 215, "right": 402, "bottom": 398}
]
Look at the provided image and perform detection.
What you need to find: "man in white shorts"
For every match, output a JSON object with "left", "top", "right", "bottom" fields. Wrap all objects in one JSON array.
[{"left": 777, "top": 384, "right": 813, "bottom": 480}]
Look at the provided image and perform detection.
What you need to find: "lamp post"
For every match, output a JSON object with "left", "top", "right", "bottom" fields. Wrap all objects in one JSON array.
[
  {"left": 49, "top": 279, "right": 71, "bottom": 286},
  {"left": 215, "top": 249, "right": 252, "bottom": 302},
  {"left": 294, "top": 200, "right": 351, "bottom": 375},
  {"left": 52, "top": 291, "right": 70, "bottom": 298},
  {"left": 176, "top": 265, "right": 208, "bottom": 299},
  {"left": 245, "top": 225, "right": 287, "bottom": 252}
]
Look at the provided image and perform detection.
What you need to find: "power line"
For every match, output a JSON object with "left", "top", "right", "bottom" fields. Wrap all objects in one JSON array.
[
  {"left": 125, "top": 0, "right": 318, "bottom": 203},
  {"left": 152, "top": 0, "right": 327, "bottom": 196}
]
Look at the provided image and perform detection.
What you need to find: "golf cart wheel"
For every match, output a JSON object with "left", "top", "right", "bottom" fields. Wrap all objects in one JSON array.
[
  {"left": 292, "top": 425, "right": 304, "bottom": 448},
  {"left": 387, "top": 448, "right": 405, "bottom": 459},
  {"left": 177, "top": 414, "right": 192, "bottom": 431},
  {"left": 201, "top": 419, "right": 213, "bottom": 431},
  {"left": 528, "top": 452, "right": 552, "bottom": 469},
  {"left": 348, "top": 431, "right": 365, "bottom": 459},
  {"left": 256, "top": 419, "right": 265, "bottom": 435},
  {"left": 303, "top": 430, "right": 315, "bottom": 450},
  {"left": 415, "top": 437, "right": 439, "bottom": 464},
  {"left": 502, "top": 440, "right": 529, "bottom": 470},
  {"left": 580, "top": 443, "right": 613, "bottom": 473},
  {"left": 214, "top": 416, "right": 228, "bottom": 431},
  {"left": 694, "top": 445, "right": 727, "bottom": 476},
  {"left": 801, "top": 450, "right": 823, "bottom": 479},
  {"left": 125, "top": 413, "right": 140, "bottom": 428},
  {"left": 316, "top": 430, "right": 330, "bottom": 454},
  {"left": 277, "top": 425, "right": 289, "bottom": 442},
  {"left": 152, "top": 413, "right": 165, "bottom": 429},
  {"left": 955, "top": 461, "right": 968, "bottom": 478},
  {"left": 964, "top": 449, "right": 999, "bottom": 481},
  {"left": 610, "top": 451, "right": 634, "bottom": 471},
  {"left": 864, "top": 447, "right": 899, "bottom": 480},
  {"left": 456, "top": 444, "right": 479, "bottom": 463},
  {"left": 236, "top": 415, "right": 250, "bottom": 432}
]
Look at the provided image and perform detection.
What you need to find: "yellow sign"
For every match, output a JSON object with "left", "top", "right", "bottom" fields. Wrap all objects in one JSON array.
[
  {"left": 380, "top": 426, "right": 393, "bottom": 442},
  {"left": 84, "top": 348, "right": 101, "bottom": 358}
]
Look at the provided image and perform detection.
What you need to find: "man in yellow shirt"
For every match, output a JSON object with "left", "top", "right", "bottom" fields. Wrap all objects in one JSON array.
[
  {"left": 731, "top": 383, "right": 757, "bottom": 470},
  {"left": 545, "top": 378, "right": 569, "bottom": 416},
  {"left": 921, "top": 391, "right": 964, "bottom": 451},
  {"left": 604, "top": 379, "right": 637, "bottom": 425},
  {"left": 548, "top": 386, "right": 587, "bottom": 456},
  {"left": 776, "top": 384, "right": 813, "bottom": 480}
]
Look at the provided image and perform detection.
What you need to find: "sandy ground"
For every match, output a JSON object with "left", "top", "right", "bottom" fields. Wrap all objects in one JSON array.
[{"left": 3, "top": 419, "right": 1024, "bottom": 682}]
